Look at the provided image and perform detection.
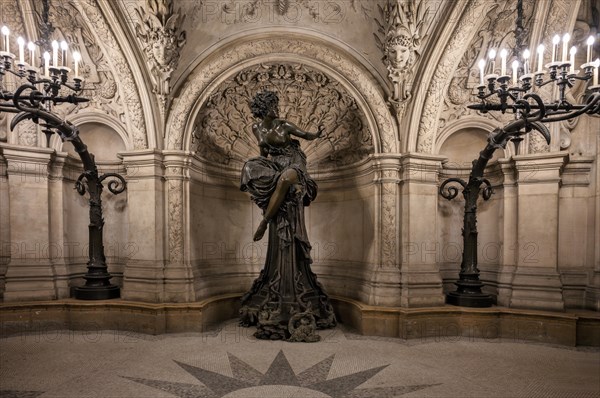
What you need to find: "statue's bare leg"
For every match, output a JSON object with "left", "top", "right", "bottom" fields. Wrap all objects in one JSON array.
[{"left": 254, "top": 168, "right": 299, "bottom": 241}]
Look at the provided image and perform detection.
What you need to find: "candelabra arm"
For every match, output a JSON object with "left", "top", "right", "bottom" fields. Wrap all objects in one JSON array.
[{"left": 542, "top": 92, "right": 600, "bottom": 122}]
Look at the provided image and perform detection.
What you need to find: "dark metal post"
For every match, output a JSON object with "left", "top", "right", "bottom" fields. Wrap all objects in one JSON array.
[
  {"left": 7, "top": 90, "right": 126, "bottom": 300},
  {"left": 72, "top": 136, "right": 125, "bottom": 299},
  {"left": 440, "top": 119, "right": 550, "bottom": 307}
]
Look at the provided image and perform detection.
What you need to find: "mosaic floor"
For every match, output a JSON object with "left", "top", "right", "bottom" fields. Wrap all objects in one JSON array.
[{"left": 1, "top": 320, "right": 599, "bottom": 398}]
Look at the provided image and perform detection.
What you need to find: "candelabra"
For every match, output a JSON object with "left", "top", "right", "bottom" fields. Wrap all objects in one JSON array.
[
  {"left": 439, "top": 0, "right": 600, "bottom": 308},
  {"left": 0, "top": 19, "right": 126, "bottom": 300}
]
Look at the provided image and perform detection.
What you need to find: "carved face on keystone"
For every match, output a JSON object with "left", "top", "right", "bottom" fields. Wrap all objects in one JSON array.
[
  {"left": 151, "top": 32, "right": 177, "bottom": 67},
  {"left": 386, "top": 35, "right": 413, "bottom": 71}
]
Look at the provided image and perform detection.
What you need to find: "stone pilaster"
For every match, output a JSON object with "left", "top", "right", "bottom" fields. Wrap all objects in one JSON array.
[
  {"left": 510, "top": 152, "right": 568, "bottom": 311},
  {"left": 369, "top": 154, "right": 402, "bottom": 306},
  {"left": 496, "top": 158, "right": 518, "bottom": 306},
  {"left": 398, "top": 153, "right": 446, "bottom": 307},
  {"left": 46, "top": 152, "right": 71, "bottom": 298},
  {"left": 1, "top": 144, "right": 58, "bottom": 301},
  {"left": 586, "top": 143, "right": 600, "bottom": 310},
  {"left": 559, "top": 156, "right": 595, "bottom": 308},
  {"left": 120, "top": 150, "right": 168, "bottom": 302},
  {"left": 0, "top": 152, "right": 8, "bottom": 298},
  {"left": 162, "top": 150, "right": 195, "bottom": 302}
]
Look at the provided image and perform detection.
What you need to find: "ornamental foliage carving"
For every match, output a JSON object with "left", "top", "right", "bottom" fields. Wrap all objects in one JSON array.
[
  {"left": 375, "top": 0, "right": 429, "bottom": 112},
  {"left": 48, "top": 2, "right": 123, "bottom": 124},
  {"left": 77, "top": 0, "right": 148, "bottom": 148},
  {"left": 191, "top": 63, "right": 373, "bottom": 168},
  {"left": 417, "top": 0, "right": 487, "bottom": 153},
  {"left": 135, "top": 0, "right": 186, "bottom": 114},
  {"left": 438, "top": 0, "right": 534, "bottom": 134}
]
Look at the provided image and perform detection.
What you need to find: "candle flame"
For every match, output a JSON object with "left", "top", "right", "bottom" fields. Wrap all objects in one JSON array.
[{"left": 552, "top": 35, "right": 561, "bottom": 45}]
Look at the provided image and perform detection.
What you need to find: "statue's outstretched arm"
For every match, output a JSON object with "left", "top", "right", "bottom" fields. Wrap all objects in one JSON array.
[{"left": 282, "top": 121, "right": 324, "bottom": 141}]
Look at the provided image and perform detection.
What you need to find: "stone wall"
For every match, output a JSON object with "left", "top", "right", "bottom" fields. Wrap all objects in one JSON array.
[{"left": 0, "top": 0, "right": 598, "bottom": 312}]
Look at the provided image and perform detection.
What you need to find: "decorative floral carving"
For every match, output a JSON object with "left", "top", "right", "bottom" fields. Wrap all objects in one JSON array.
[
  {"left": 45, "top": 2, "right": 122, "bottom": 124},
  {"left": 438, "top": 0, "right": 534, "bottom": 133},
  {"left": 135, "top": 0, "right": 186, "bottom": 114},
  {"left": 167, "top": 179, "right": 183, "bottom": 264},
  {"left": 528, "top": 0, "right": 572, "bottom": 154},
  {"left": 16, "top": 121, "right": 38, "bottom": 147},
  {"left": 2, "top": 0, "right": 34, "bottom": 146},
  {"left": 375, "top": 0, "right": 429, "bottom": 113},
  {"left": 75, "top": 0, "right": 148, "bottom": 149},
  {"left": 417, "top": 0, "right": 487, "bottom": 153},
  {"left": 191, "top": 63, "right": 373, "bottom": 167},
  {"left": 380, "top": 176, "right": 397, "bottom": 268},
  {"left": 167, "top": 37, "right": 397, "bottom": 154}
]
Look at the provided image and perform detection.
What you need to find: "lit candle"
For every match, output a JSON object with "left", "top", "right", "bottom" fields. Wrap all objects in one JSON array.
[
  {"left": 60, "top": 41, "right": 68, "bottom": 67},
  {"left": 43, "top": 51, "right": 50, "bottom": 77},
  {"left": 537, "top": 44, "right": 545, "bottom": 72},
  {"left": 523, "top": 49, "right": 530, "bottom": 75},
  {"left": 1, "top": 26, "right": 9, "bottom": 53},
  {"left": 73, "top": 51, "right": 81, "bottom": 78},
  {"left": 500, "top": 49, "right": 508, "bottom": 75},
  {"left": 478, "top": 59, "right": 485, "bottom": 85},
  {"left": 587, "top": 36, "right": 595, "bottom": 64},
  {"left": 512, "top": 60, "right": 519, "bottom": 85},
  {"left": 489, "top": 49, "right": 497, "bottom": 74},
  {"left": 552, "top": 35, "right": 560, "bottom": 63},
  {"left": 51, "top": 40, "right": 58, "bottom": 66},
  {"left": 569, "top": 46, "right": 576, "bottom": 74},
  {"left": 562, "top": 33, "right": 570, "bottom": 63},
  {"left": 594, "top": 59, "right": 599, "bottom": 86},
  {"left": 17, "top": 36, "right": 24, "bottom": 64},
  {"left": 28, "top": 42, "right": 35, "bottom": 68}
]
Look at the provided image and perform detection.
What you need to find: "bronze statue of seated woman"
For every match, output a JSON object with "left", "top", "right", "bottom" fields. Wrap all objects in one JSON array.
[{"left": 239, "top": 91, "right": 337, "bottom": 342}]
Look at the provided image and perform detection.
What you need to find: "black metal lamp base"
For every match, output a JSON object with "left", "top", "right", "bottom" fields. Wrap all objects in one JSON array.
[
  {"left": 74, "top": 285, "right": 120, "bottom": 300},
  {"left": 446, "top": 291, "right": 493, "bottom": 307}
]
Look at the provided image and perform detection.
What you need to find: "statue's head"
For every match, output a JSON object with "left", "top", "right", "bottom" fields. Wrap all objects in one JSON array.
[
  {"left": 385, "top": 33, "right": 414, "bottom": 71},
  {"left": 250, "top": 91, "right": 279, "bottom": 119}
]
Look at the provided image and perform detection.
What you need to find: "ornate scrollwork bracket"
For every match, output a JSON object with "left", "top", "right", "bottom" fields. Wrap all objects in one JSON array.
[
  {"left": 76, "top": 171, "right": 127, "bottom": 196},
  {"left": 439, "top": 177, "right": 493, "bottom": 202}
]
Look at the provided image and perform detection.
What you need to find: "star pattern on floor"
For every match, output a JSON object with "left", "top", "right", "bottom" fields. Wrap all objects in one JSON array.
[{"left": 123, "top": 350, "right": 439, "bottom": 398}]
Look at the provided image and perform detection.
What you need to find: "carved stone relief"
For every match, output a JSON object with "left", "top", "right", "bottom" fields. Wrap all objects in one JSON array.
[
  {"left": 550, "top": 0, "right": 599, "bottom": 152},
  {"left": 527, "top": 0, "right": 573, "bottom": 154},
  {"left": 167, "top": 178, "right": 183, "bottom": 264},
  {"left": 134, "top": 0, "right": 186, "bottom": 115},
  {"left": 42, "top": 2, "right": 121, "bottom": 125},
  {"left": 1, "top": 0, "right": 35, "bottom": 146},
  {"left": 213, "top": 0, "right": 372, "bottom": 24},
  {"left": 438, "top": 0, "right": 534, "bottom": 134},
  {"left": 167, "top": 37, "right": 397, "bottom": 154},
  {"left": 191, "top": 63, "right": 373, "bottom": 168},
  {"left": 380, "top": 172, "right": 398, "bottom": 268},
  {"left": 375, "top": 0, "right": 430, "bottom": 118},
  {"left": 71, "top": 0, "right": 148, "bottom": 149},
  {"left": 417, "top": 0, "right": 488, "bottom": 153}
]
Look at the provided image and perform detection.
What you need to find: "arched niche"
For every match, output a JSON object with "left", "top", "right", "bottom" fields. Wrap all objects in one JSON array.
[
  {"left": 57, "top": 120, "right": 128, "bottom": 288},
  {"left": 176, "top": 33, "right": 387, "bottom": 303},
  {"left": 61, "top": 122, "right": 127, "bottom": 161},
  {"left": 166, "top": 32, "right": 397, "bottom": 154},
  {"left": 190, "top": 62, "right": 374, "bottom": 170},
  {"left": 436, "top": 123, "right": 505, "bottom": 295},
  {"left": 438, "top": 128, "right": 498, "bottom": 167},
  {"left": 436, "top": 118, "right": 512, "bottom": 166}
]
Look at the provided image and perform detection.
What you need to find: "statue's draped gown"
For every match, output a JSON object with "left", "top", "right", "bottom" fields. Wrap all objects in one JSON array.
[{"left": 240, "top": 138, "right": 336, "bottom": 339}]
